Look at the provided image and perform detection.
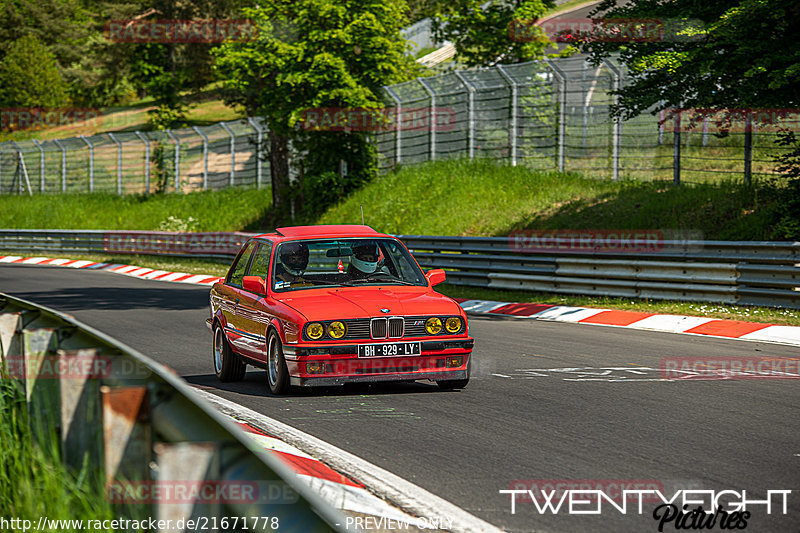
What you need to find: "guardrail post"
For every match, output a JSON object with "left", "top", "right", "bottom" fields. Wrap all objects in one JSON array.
[
  {"left": 496, "top": 65, "right": 518, "bottom": 166},
  {"left": 53, "top": 139, "right": 67, "bottom": 192},
  {"left": 385, "top": 86, "right": 403, "bottom": 165},
  {"left": 166, "top": 130, "right": 181, "bottom": 192},
  {"left": 673, "top": 111, "right": 681, "bottom": 185},
  {"left": 220, "top": 122, "right": 236, "bottom": 187},
  {"left": 31, "top": 139, "right": 45, "bottom": 193},
  {"left": 22, "top": 328, "right": 61, "bottom": 449},
  {"left": 192, "top": 126, "right": 209, "bottom": 190},
  {"left": 58, "top": 348, "right": 104, "bottom": 470},
  {"left": 135, "top": 132, "right": 151, "bottom": 194},
  {"left": 744, "top": 111, "right": 752, "bottom": 186},
  {"left": 545, "top": 59, "right": 567, "bottom": 173},
  {"left": 454, "top": 71, "right": 475, "bottom": 159},
  {"left": 101, "top": 385, "right": 152, "bottom": 483},
  {"left": 107, "top": 133, "right": 123, "bottom": 195},
  {"left": 247, "top": 118, "right": 263, "bottom": 188},
  {"left": 80, "top": 135, "right": 94, "bottom": 192},
  {"left": 154, "top": 442, "right": 222, "bottom": 525},
  {"left": 603, "top": 59, "right": 622, "bottom": 181},
  {"left": 418, "top": 78, "right": 437, "bottom": 161},
  {"left": 0, "top": 311, "right": 23, "bottom": 366}
]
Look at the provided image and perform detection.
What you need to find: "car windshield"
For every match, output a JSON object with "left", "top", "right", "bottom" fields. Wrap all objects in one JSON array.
[{"left": 272, "top": 238, "right": 426, "bottom": 292}]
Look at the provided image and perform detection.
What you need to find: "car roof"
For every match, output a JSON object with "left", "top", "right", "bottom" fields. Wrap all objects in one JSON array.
[{"left": 255, "top": 224, "right": 391, "bottom": 243}]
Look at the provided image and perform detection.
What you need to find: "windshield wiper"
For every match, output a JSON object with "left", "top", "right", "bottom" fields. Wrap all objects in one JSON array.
[{"left": 344, "top": 275, "right": 418, "bottom": 286}]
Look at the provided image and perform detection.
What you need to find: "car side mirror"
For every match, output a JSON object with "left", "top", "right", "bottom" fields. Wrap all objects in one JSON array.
[
  {"left": 425, "top": 269, "right": 446, "bottom": 287},
  {"left": 243, "top": 275, "right": 266, "bottom": 294}
]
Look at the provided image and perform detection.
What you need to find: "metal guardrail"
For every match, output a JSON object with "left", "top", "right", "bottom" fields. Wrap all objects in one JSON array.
[
  {"left": 0, "top": 229, "right": 798, "bottom": 308},
  {"left": 0, "top": 292, "right": 345, "bottom": 532},
  {"left": 398, "top": 235, "right": 800, "bottom": 309}
]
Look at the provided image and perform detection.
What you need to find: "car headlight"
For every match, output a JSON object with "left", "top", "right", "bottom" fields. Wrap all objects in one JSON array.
[
  {"left": 306, "top": 322, "right": 324, "bottom": 340},
  {"left": 445, "top": 317, "right": 462, "bottom": 333},
  {"left": 328, "top": 321, "right": 346, "bottom": 339},
  {"left": 426, "top": 317, "right": 442, "bottom": 335}
]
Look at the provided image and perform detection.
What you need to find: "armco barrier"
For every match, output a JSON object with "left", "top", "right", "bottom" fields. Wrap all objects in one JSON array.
[
  {"left": 0, "top": 292, "right": 345, "bottom": 532},
  {"left": 0, "top": 229, "right": 798, "bottom": 309}
]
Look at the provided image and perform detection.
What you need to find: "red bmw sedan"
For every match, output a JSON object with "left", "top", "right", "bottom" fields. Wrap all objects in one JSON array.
[{"left": 207, "top": 225, "right": 474, "bottom": 394}]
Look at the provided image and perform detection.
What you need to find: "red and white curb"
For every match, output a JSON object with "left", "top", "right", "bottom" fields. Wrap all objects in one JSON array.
[
  {"left": 0, "top": 255, "right": 222, "bottom": 286},
  {"left": 197, "top": 390, "right": 502, "bottom": 533},
  {"left": 455, "top": 299, "right": 800, "bottom": 347}
]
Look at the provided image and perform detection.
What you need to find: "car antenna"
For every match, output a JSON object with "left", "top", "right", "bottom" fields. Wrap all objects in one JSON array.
[{"left": 360, "top": 204, "right": 365, "bottom": 225}]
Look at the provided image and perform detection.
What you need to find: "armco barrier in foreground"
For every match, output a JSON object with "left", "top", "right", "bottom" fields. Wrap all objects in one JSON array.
[
  {"left": 0, "top": 292, "right": 346, "bottom": 532},
  {"left": 0, "top": 229, "right": 798, "bottom": 309}
]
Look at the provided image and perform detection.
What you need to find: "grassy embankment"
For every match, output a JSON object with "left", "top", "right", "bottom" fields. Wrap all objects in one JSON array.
[{"left": 0, "top": 159, "right": 796, "bottom": 325}]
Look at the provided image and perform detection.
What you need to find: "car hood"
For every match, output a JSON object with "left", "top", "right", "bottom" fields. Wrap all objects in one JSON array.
[{"left": 276, "top": 286, "right": 462, "bottom": 321}]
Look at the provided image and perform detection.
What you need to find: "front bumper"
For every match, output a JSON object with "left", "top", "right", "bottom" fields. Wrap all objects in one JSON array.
[{"left": 284, "top": 338, "right": 473, "bottom": 387}]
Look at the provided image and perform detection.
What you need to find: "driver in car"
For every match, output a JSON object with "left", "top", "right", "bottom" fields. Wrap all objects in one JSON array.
[
  {"left": 275, "top": 242, "right": 311, "bottom": 286},
  {"left": 346, "top": 241, "right": 382, "bottom": 279}
]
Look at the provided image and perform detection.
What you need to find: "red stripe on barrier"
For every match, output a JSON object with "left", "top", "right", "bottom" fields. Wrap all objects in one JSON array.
[
  {"left": 107, "top": 264, "right": 131, "bottom": 272},
  {"left": 236, "top": 421, "right": 276, "bottom": 438},
  {"left": 150, "top": 272, "right": 174, "bottom": 279},
  {"left": 171, "top": 274, "right": 193, "bottom": 282},
  {"left": 271, "top": 450, "right": 364, "bottom": 488},
  {"left": 684, "top": 320, "right": 772, "bottom": 338},
  {"left": 491, "top": 303, "right": 554, "bottom": 316},
  {"left": 579, "top": 310, "right": 655, "bottom": 326},
  {"left": 11, "top": 257, "right": 27, "bottom": 263},
  {"left": 195, "top": 276, "right": 221, "bottom": 284}
]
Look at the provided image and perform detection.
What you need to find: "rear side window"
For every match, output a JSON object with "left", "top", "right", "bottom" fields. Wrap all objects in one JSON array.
[{"left": 227, "top": 241, "right": 257, "bottom": 286}]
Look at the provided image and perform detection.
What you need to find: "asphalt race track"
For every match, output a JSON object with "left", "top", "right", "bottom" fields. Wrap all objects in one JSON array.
[{"left": 2, "top": 264, "right": 799, "bottom": 533}]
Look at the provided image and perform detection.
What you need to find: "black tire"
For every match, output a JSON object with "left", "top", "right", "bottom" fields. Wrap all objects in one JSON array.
[
  {"left": 266, "top": 329, "right": 290, "bottom": 395},
  {"left": 213, "top": 324, "right": 246, "bottom": 382},
  {"left": 436, "top": 358, "right": 471, "bottom": 390}
]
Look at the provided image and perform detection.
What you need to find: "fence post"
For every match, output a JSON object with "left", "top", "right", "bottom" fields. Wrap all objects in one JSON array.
[
  {"left": 135, "top": 132, "right": 150, "bottom": 194},
  {"left": 744, "top": 111, "right": 753, "bottom": 186},
  {"left": 220, "top": 122, "right": 236, "bottom": 187},
  {"left": 545, "top": 59, "right": 566, "bottom": 172},
  {"left": 166, "top": 130, "right": 180, "bottom": 192},
  {"left": 497, "top": 65, "right": 518, "bottom": 166},
  {"left": 702, "top": 116, "right": 709, "bottom": 146},
  {"left": 107, "top": 133, "right": 122, "bottom": 195},
  {"left": 191, "top": 127, "right": 209, "bottom": 190},
  {"left": 80, "top": 136, "right": 94, "bottom": 192},
  {"left": 247, "top": 118, "right": 264, "bottom": 188},
  {"left": 603, "top": 59, "right": 622, "bottom": 181},
  {"left": 10, "top": 141, "right": 32, "bottom": 195},
  {"left": 454, "top": 71, "right": 475, "bottom": 159},
  {"left": 31, "top": 139, "right": 45, "bottom": 193},
  {"left": 53, "top": 139, "right": 67, "bottom": 192},
  {"left": 385, "top": 87, "right": 403, "bottom": 166},
  {"left": 673, "top": 111, "right": 681, "bottom": 185},
  {"left": 418, "top": 78, "right": 436, "bottom": 161}
]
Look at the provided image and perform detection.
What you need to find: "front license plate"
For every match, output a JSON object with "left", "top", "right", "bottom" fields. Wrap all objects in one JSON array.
[{"left": 357, "top": 342, "right": 422, "bottom": 358}]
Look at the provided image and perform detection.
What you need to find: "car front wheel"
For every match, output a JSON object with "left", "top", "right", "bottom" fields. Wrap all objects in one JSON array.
[
  {"left": 266, "top": 330, "right": 289, "bottom": 395},
  {"left": 213, "top": 324, "right": 246, "bottom": 382}
]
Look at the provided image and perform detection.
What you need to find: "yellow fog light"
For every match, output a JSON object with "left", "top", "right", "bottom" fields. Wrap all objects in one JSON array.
[
  {"left": 306, "top": 362, "right": 326, "bottom": 374},
  {"left": 425, "top": 317, "right": 442, "bottom": 335},
  {"left": 445, "top": 317, "right": 462, "bottom": 333},
  {"left": 329, "top": 321, "right": 346, "bottom": 339},
  {"left": 446, "top": 356, "right": 463, "bottom": 368},
  {"left": 306, "top": 322, "right": 324, "bottom": 340}
]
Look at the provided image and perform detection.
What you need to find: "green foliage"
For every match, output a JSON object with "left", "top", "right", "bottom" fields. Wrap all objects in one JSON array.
[
  {"left": 584, "top": 0, "right": 800, "bottom": 117},
  {"left": 0, "top": 34, "right": 68, "bottom": 107},
  {"left": 771, "top": 132, "right": 800, "bottom": 239},
  {"left": 214, "top": 0, "right": 418, "bottom": 220},
  {"left": 431, "top": 0, "right": 556, "bottom": 67}
]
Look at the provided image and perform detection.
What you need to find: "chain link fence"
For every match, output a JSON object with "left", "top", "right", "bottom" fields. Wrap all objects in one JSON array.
[
  {"left": 0, "top": 118, "right": 268, "bottom": 195},
  {"left": 376, "top": 56, "right": 796, "bottom": 183}
]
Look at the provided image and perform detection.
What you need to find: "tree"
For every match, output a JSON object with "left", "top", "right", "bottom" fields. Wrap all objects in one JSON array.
[
  {"left": 583, "top": 0, "right": 800, "bottom": 118},
  {"left": 432, "top": 0, "right": 556, "bottom": 67},
  {"left": 214, "top": 0, "right": 418, "bottom": 219},
  {"left": 0, "top": 34, "right": 68, "bottom": 107}
]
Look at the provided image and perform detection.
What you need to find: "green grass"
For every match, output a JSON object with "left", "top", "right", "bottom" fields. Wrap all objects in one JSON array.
[
  {"left": 0, "top": 379, "right": 119, "bottom": 531},
  {"left": 0, "top": 187, "right": 272, "bottom": 232},
  {"left": 318, "top": 159, "right": 785, "bottom": 240}
]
